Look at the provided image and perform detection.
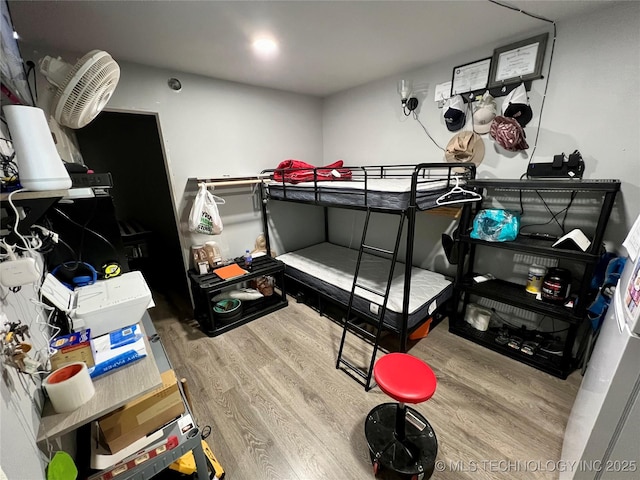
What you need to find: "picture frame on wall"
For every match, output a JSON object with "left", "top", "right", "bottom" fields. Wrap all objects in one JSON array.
[
  {"left": 450, "top": 57, "right": 492, "bottom": 102},
  {"left": 488, "top": 33, "right": 549, "bottom": 89}
]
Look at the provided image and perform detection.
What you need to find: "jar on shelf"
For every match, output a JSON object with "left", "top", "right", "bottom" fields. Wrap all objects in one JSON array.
[
  {"left": 191, "top": 245, "right": 207, "bottom": 270},
  {"left": 541, "top": 268, "right": 572, "bottom": 304},
  {"left": 204, "top": 241, "right": 222, "bottom": 268},
  {"left": 526, "top": 264, "right": 547, "bottom": 294}
]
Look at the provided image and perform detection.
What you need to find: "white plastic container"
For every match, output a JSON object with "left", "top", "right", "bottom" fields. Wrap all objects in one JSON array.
[
  {"left": 41, "top": 271, "right": 154, "bottom": 338},
  {"left": 3, "top": 105, "right": 72, "bottom": 191},
  {"left": 464, "top": 303, "right": 492, "bottom": 331},
  {"left": 526, "top": 264, "right": 548, "bottom": 294}
]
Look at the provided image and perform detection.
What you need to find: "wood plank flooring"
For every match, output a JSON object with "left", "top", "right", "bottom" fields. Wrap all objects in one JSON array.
[{"left": 150, "top": 293, "right": 581, "bottom": 480}]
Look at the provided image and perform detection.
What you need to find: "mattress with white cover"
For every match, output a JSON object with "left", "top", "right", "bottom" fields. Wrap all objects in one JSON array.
[
  {"left": 277, "top": 242, "right": 452, "bottom": 331},
  {"left": 266, "top": 178, "right": 459, "bottom": 210}
]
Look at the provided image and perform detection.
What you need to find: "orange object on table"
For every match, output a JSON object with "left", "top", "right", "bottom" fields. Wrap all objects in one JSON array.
[{"left": 213, "top": 263, "right": 248, "bottom": 280}]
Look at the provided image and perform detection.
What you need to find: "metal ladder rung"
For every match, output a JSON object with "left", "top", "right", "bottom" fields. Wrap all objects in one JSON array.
[
  {"left": 343, "top": 319, "right": 377, "bottom": 341},
  {"left": 337, "top": 358, "right": 368, "bottom": 380},
  {"left": 354, "top": 283, "right": 387, "bottom": 298},
  {"left": 362, "top": 244, "right": 394, "bottom": 255}
]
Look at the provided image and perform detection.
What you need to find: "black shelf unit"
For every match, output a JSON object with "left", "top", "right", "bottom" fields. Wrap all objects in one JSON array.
[
  {"left": 453, "top": 321, "right": 566, "bottom": 378},
  {"left": 464, "top": 277, "right": 581, "bottom": 323},
  {"left": 451, "top": 178, "right": 621, "bottom": 379},
  {"left": 459, "top": 234, "right": 599, "bottom": 262},
  {"left": 0, "top": 190, "right": 66, "bottom": 243},
  {"left": 188, "top": 255, "right": 288, "bottom": 336}
]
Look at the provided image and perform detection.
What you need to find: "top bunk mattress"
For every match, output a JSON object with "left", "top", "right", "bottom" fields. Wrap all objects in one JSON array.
[
  {"left": 277, "top": 242, "right": 452, "bottom": 330},
  {"left": 266, "top": 178, "right": 455, "bottom": 210}
]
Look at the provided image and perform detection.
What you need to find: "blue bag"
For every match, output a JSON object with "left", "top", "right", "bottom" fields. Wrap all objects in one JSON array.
[{"left": 470, "top": 209, "right": 520, "bottom": 242}]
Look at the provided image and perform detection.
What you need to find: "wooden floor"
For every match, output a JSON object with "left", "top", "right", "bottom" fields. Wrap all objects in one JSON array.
[{"left": 150, "top": 293, "right": 581, "bottom": 480}]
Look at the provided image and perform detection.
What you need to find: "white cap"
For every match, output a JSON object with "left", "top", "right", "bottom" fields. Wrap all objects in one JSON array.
[
  {"left": 443, "top": 94, "right": 465, "bottom": 115},
  {"left": 501, "top": 83, "right": 528, "bottom": 114},
  {"left": 473, "top": 91, "right": 497, "bottom": 135}
]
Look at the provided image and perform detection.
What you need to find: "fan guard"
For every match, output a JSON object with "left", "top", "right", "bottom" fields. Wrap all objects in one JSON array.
[{"left": 40, "top": 50, "right": 120, "bottom": 129}]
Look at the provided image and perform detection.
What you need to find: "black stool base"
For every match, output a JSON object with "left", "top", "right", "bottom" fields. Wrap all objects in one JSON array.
[{"left": 365, "top": 403, "right": 437, "bottom": 478}]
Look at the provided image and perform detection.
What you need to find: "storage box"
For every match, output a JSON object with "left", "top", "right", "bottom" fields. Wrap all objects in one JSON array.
[
  {"left": 89, "top": 324, "right": 147, "bottom": 378},
  {"left": 98, "top": 369, "right": 184, "bottom": 453},
  {"left": 49, "top": 329, "right": 95, "bottom": 370},
  {"left": 41, "top": 270, "right": 155, "bottom": 338}
]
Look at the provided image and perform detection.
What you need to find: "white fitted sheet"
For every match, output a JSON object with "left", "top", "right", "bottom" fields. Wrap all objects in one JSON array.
[{"left": 277, "top": 243, "right": 451, "bottom": 316}]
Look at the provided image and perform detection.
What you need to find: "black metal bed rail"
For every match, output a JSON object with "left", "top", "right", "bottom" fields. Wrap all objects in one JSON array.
[
  {"left": 410, "top": 163, "right": 476, "bottom": 207},
  {"left": 260, "top": 162, "right": 476, "bottom": 209}
]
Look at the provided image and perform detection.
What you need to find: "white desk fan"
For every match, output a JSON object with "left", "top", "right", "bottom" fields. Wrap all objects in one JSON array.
[{"left": 39, "top": 50, "right": 120, "bottom": 129}]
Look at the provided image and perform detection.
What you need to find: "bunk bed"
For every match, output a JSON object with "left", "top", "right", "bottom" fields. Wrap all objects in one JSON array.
[{"left": 259, "top": 163, "right": 479, "bottom": 356}]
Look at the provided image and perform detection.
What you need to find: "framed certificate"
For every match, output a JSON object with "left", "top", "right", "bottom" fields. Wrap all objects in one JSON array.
[
  {"left": 450, "top": 57, "right": 492, "bottom": 102},
  {"left": 488, "top": 33, "right": 548, "bottom": 89}
]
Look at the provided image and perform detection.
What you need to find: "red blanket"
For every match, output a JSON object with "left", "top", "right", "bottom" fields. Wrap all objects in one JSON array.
[{"left": 273, "top": 160, "right": 352, "bottom": 183}]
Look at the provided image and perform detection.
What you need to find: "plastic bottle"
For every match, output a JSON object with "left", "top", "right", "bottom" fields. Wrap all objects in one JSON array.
[
  {"left": 525, "top": 264, "right": 547, "bottom": 294},
  {"left": 244, "top": 250, "right": 253, "bottom": 271}
]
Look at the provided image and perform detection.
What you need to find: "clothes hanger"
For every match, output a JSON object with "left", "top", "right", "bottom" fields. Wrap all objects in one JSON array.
[
  {"left": 211, "top": 191, "right": 226, "bottom": 205},
  {"left": 436, "top": 176, "right": 482, "bottom": 206}
]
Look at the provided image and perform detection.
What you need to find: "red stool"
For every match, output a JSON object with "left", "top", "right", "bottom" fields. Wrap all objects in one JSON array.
[{"left": 364, "top": 353, "right": 438, "bottom": 479}]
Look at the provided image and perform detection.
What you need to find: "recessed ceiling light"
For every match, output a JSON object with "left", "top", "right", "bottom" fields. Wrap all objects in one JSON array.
[{"left": 252, "top": 37, "right": 279, "bottom": 59}]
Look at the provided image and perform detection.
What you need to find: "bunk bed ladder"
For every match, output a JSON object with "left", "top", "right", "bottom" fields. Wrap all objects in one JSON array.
[{"left": 336, "top": 209, "right": 405, "bottom": 391}]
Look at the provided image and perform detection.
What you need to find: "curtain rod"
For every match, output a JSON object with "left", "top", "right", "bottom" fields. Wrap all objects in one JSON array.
[{"left": 196, "top": 174, "right": 270, "bottom": 188}]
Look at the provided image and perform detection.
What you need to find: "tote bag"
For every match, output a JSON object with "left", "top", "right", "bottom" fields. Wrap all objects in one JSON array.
[{"left": 188, "top": 184, "right": 223, "bottom": 235}]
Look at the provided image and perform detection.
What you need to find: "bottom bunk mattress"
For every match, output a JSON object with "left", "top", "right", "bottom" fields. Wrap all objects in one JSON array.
[{"left": 277, "top": 242, "right": 452, "bottom": 332}]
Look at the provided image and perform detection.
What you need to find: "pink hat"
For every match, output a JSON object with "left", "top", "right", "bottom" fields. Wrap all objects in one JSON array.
[{"left": 490, "top": 116, "right": 529, "bottom": 151}]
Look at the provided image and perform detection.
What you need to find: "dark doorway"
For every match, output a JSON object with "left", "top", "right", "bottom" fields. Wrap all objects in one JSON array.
[{"left": 75, "top": 111, "right": 189, "bottom": 309}]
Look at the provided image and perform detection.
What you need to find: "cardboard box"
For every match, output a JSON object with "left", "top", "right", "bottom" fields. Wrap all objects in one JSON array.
[
  {"left": 98, "top": 369, "right": 185, "bottom": 453},
  {"left": 49, "top": 330, "right": 95, "bottom": 370}
]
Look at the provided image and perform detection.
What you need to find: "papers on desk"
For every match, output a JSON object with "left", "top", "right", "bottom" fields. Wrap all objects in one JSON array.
[{"left": 89, "top": 324, "right": 146, "bottom": 378}]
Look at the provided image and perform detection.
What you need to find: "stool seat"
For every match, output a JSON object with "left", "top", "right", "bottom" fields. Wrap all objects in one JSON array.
[{"left": 374, "top": 353, "right": 436, "bottom": 404}]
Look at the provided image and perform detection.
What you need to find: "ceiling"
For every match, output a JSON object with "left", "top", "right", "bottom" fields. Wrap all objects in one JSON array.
[{"left": 9, "top": 0, "right": 612, "bottom": 97}]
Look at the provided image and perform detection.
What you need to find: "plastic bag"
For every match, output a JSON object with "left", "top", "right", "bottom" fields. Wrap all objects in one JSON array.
[
  {"left": 470, "top": 209, "right": 519, "bottom": 242},
  {"left": 188, "top": 184, "right": 223, "bottom": 235}
]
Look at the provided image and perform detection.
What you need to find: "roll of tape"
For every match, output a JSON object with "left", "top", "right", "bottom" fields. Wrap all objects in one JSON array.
[{"left": 44, "top": 362, "right": 95, "bottom": 413}]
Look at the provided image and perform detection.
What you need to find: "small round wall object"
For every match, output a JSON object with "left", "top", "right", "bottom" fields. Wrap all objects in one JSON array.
[{"left": 168, "top": 77, "right": 182, "bottom": 91}]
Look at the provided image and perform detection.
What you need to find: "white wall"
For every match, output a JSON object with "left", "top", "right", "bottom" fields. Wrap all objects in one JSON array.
[
  {"left": 105, "top": 61, "right": 326, "bottom": 263},
  {"left": 22, "top": 46, "right": 326, "bottom": 269},
  {"left": 323, "top": 2, "right": 640, "bottom": 268}
]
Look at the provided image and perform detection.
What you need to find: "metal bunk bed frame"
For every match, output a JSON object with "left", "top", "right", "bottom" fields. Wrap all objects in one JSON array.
[{"left": 259, "top": 162, "right": 477, "bottom": 387}]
